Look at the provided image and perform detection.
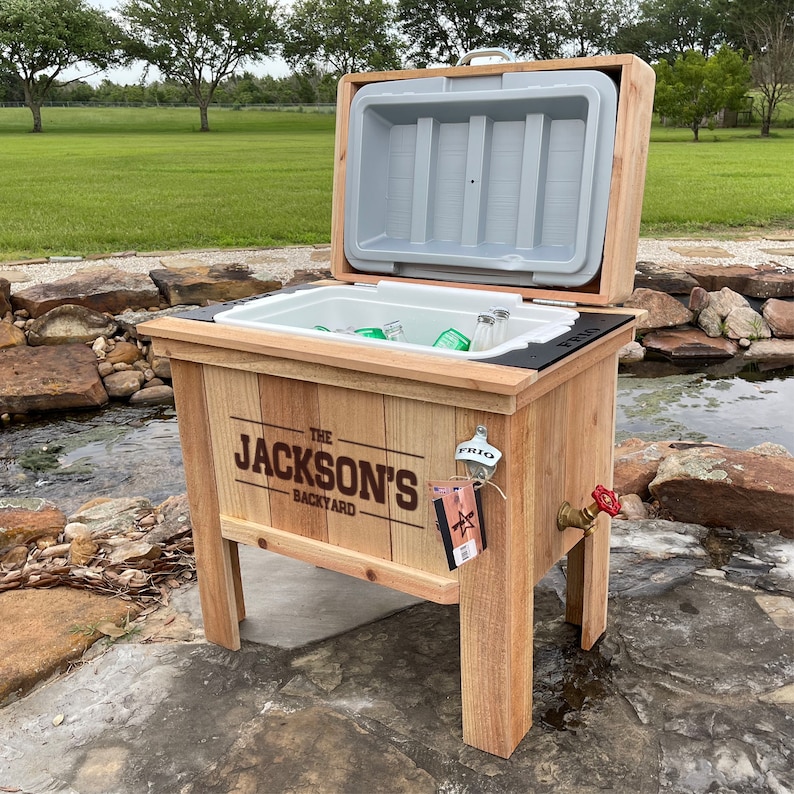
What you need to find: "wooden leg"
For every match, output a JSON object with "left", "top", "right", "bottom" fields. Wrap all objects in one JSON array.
[
  {"left": 170, "top": 359, "right": 241, "bottom": 651},
  {"left": 455, "top": 410, "right": 533, "bottom": 758},
  {"left": 565, "top": 538, "right": 585, "bottom": 628},
  {"left": 580, "top": 517, "right": 610, "bottom": 650},
  {"left": 563, "top": 353, "right": 618, "bottom": 651},
  {"left": 229, "top": 541, "right": 246, "bottom": 623},
  {"left": 565, "top": 516, "right": 610, "bottom": 650},
  {"left": 459, "top": 559, "right": 533, "bottom": 758}
]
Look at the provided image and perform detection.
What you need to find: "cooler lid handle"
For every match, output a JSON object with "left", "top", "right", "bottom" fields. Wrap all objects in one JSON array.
[{"left": 456, "top": 48, "right": 517, "bottom": 66}]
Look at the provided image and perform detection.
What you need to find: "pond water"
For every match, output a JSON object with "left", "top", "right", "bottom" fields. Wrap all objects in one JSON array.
[
  {"left": 0, "top": 405, "right": 186, "bottom": 514},
  {"left": 1, "top": 365, "right": 792, "bottom": 514},
  {"left": 616, "top": 363, "right": 794, "bottom": 451}
]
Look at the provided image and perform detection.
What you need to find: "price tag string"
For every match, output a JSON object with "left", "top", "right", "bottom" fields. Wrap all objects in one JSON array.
[{"left": 448, "top": 472, "right": 507, "bottom": 500}]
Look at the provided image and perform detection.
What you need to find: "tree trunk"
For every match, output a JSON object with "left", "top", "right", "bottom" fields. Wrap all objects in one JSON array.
[
  {"left": 29, "top": 103, "right": 43, "bottom": 133},
  {"left": 199, "top": 103, "right": 210, "bottom": 132},
  {"left": 761, "top": 115, "right": 771, "bottom": 137},
  {"left": 22, "top": 81, "right": 43, "bottom": 133},
  {"left": 691, "top": 122, "right": 700, "bottom": 142}
]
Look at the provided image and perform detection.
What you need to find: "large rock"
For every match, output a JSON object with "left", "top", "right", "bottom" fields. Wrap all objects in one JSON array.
[
  {"left": 669, "top": 244, "right": 733, "bottom": 259},
  {"left": 687, "top": 285, "right": 710, "bottom": 317},
  {"left": 707, "top": 286, "right": 749, "bottom": 319},
  {"left": 618, "top": 340, "right": 645, "bottom": 363},
  {"left": 0, "top": 321, "right": 27, "bottom": 349},
  {"left": 0, "top": 278, "right": 11, "bottom": 316},
  {"left": 613, "top": 439, "right": 724, "bottom": 500},
  {"left": 762, "top": 298, "right": 794, "bottom": 338},
  {"left": 285, "top": 268, "right": 332, "bottom": 287},
  {"left": 641, "top": 328, "right": 738, "bottom": 360},
  {"left": 741, "top": 339, "right": 794, "bottom": 367},
  {"left": 633, "top": 262, "right": 698, "bottom": 294},
  {"left": 128, "top": 384, "right": 174, "bottom": 405},
  {"left": 104, "top": 340, "right": 142, "bottom": 365},
  {"left": 115, "top": 305, "right": 194, "bottom": 340},
  {"left": 26, "top": 304, "right": 118, "bottom": 346},
  {"left": 623, "top": 288, "right": 693, "bottom": 331},
  {"left": 145, "top": 493, "right": 192, "bottom": 545},
  {"left": 723, "top": 306, "right": 771, "bottom": 341},
  {"left": 149, "top": 356, "right": 171, "bottom": 379},
  {"left": 649, "top": 447, "right": 794, "bottom": 537},
  {"left": 11, "top": 266, "right": 160, "bottom": 318},
  {"left": 684, "top": 264, "right": 794, "bottom": 299},
  {"left": 0, "top": 588, "right": 134, "bottom": 704},
  {"left": 0, "top": 498, "right": 67, "bottom": 553},
  {"left": 0, "top": 344, "right": 108, "bottom": 415},
  {"left": 68, "top": 496, "right": 152, "bottom": 538},
  {"left": 103, "top": 369, "right": 145, "bottom": 398},
  {"left": 696, "top": 305, "right": 725, "bottom": 338},
  {"left": 148, "top": 263, "right": 280, "bottom": 306},
  {"left": 106, "top": 540, "right": 161, "bottom": 565}
]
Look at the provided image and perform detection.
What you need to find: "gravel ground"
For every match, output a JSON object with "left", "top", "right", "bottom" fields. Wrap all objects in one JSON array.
[
  {"left": 2, "top": 237, "right": 793, "bottom": 294},
  {"left": 635, "top": 236, "right": 794, "bottom": 269}
]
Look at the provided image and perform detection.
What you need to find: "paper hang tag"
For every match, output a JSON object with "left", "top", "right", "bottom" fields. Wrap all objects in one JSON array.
[
  {"left": 454, "top": 425, "right": 502, "bottom": 483},
  {"left": 430, "top": 480, "right": 487, "bottom": 570}
]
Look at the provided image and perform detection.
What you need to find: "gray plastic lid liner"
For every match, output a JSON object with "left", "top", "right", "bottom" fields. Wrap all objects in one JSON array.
[{"left": 344, "top": 69, "right": 618, "bottom": 288}]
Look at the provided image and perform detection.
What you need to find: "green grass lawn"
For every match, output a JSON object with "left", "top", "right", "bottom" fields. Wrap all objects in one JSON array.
[
  {"left": 642, "top": 125, "right": 794, "bottom": 236},
  {"left": 0, "top": 107, "right": 337, "bottom": 258},
  {"left": 0, "top": 106, "right": 792, "bottom": 259}
]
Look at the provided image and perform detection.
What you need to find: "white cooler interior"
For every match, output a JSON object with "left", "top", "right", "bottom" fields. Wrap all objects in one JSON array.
[
  {"left": 344, "top": 70, "right": 618, "bottom": 288},
  {"left": 213, "top": 281, "right": 578, "bottom": 360}
]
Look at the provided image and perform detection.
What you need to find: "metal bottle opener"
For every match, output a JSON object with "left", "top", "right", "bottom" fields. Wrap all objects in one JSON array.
[{"left": 455, "top": 425, "right": 502, "bottom": 483}]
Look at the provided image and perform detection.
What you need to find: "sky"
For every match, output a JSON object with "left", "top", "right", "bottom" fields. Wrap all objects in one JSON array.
[
  {"left": 65, "top": 55, "right": 291, "bottom": 87},
  {"left": 62, "top": 0, "right": 292, "bottom": 86}
]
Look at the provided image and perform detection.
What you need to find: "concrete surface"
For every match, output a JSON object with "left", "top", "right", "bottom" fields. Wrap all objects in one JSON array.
[
  {"left": 216, "top": 545, "right": 422, "bottom": 649},
  {"left": 1, "top": 520, "right": 793, "bottom": 794}
]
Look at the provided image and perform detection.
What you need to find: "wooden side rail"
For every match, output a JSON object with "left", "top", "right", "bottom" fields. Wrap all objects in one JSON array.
[{"left": 220, "top": 516, "right": 461, "bottom": 605}]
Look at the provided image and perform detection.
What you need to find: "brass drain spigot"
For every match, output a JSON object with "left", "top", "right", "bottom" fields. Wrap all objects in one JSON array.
[{"left": 557, "top": 485, "right": 621, "bottom": 537}]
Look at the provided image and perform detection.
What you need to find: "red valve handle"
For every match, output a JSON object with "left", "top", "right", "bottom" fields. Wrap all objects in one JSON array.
[{"left": 592, "top": 485, "right": 621, "bottom": 517}]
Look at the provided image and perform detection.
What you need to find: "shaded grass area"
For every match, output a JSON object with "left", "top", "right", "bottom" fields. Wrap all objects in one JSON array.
[{"left": 0, "top": 107, "right": 792, "bottom": 259}]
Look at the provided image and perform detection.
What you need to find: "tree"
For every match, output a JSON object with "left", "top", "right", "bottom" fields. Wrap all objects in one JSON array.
[
  {"left": 558, "top": 0, "right": 637, "bottom": 57},
  {"left": 512, "top": 0, "right": 566, "bottom": 61},
  {"left": 717, "top": 0, "right": 783, "bottom": 52},
  {"left": 0, "top": 0, "right": 123, "bottom": 132},
  {"left": 50, "top": 78, "right": 96, "bottom": 102},
  {"left": 633, "top": 0, "right": 723, "bottom": 61},
  {"left": 283, "top": 0, "right": 401, "bottom": 76},
  {"left": 0, "top": 66, "right": 25, "bottom": 102},
  {"left": 119, "top": 0, "right": 280, "bottom": 131},
  {"left": 653, "top": 46, "right": 751, "bottom": 140},
  {"left": 746, "top": 3, "right": 794, "bottom": 136},
  {"left": 397, "top": 0, "right": 524, "bottom": 67},
  {"left": 718, "top": 0, "right": 794, "bottom": 137}
]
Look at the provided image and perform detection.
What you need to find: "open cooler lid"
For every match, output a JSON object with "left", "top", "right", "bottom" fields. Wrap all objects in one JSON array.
[
  {"left": 331, "top": 55, "right": 656, "bottom": 306},
  {"left": 344, "top": 70, "right": 617, "bottom": 289}
]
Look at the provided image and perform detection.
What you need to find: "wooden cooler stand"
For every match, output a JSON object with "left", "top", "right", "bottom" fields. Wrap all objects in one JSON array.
[{"left": 142, "top": 55, "right": 655, "bottom": 758}]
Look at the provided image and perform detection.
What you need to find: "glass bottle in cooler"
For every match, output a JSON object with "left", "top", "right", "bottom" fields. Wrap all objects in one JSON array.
[
  {"left": 383, "top": 320, "right": 408, "bottom": 342},
  {"left": 470, "top": 312, "right": 496, "bottom": 352},
  {"left": 488, "top": 306, "right": 510, "bottom": 347}
]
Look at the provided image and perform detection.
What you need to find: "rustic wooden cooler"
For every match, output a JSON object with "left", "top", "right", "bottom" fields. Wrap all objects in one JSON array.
[{"left": 141, "top": 54, "right": 655, "bottom": 758}]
